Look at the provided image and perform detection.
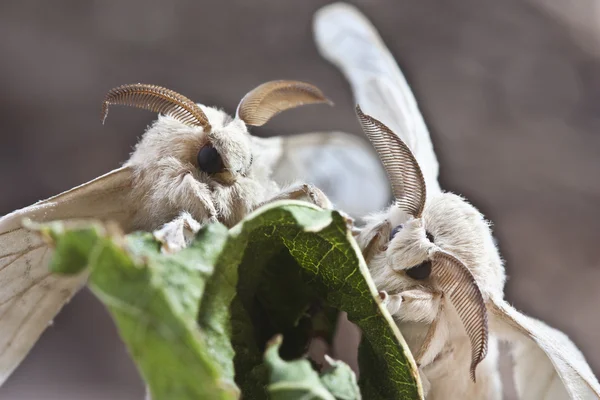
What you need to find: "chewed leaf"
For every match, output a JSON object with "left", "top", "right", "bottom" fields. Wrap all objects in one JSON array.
[
  {"left": 320, "top": 355, "right": 362, "bottom": 400},
  {"left": 45, "top": 201, "right": 422, "bottom": 399},
  {"left": 228, "top": 201, "right": 422, "bottom": 399},
  {"left": 264, "top": 335, "right": 337, "bottom": 400},
  {"left": 264, "top": 335, "right": 360, "bottom": 400}
]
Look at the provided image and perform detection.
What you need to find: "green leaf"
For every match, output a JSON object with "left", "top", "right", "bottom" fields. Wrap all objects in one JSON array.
[
  {"left": 264, "top": 335, "right": 336, "bottom": 400},
  {"left": 264, "top": 335, "right": 360, "bottom": 400},
  {"left": 43, "top": 221, "right": 239, "bottom": 400},
  {"left": 43, "top": 200, "right": 422, "bottom": 400},
  {"left": 25, "top": 219, "right": 105, "bottom": 275},
  {"left": 320, "top": 355, "right": 361, "bottom": 400},
  {"left": 225, "top": 201, "right": 422, "bottom": 399}
]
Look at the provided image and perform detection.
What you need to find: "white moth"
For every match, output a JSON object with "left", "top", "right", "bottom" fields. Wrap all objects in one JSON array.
[
  {"left": 354, "top": 106, "right": 600, "bottom": 400},
  {"left": 0, "top": 79, "right": 389, "bottom": 386}
]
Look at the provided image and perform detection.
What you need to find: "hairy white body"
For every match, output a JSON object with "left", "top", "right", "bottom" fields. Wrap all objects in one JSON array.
[
  {"left": 365, "top": 195, "right": 505, "bottom": 298},
  {"left": 357, "top": 132, "right": 600, "bottom": 400},
  {"left": 316, "top": 4, "right": 600, "bottom": 398},
  {"left": 359, "top": 195, "right": 505, "bottom": 398},
  {"left": 0, "top": 80, "right": 390, "bottom": 386},
  {"left": 127, "top": 110, "right": 278, "bottom": 231}
]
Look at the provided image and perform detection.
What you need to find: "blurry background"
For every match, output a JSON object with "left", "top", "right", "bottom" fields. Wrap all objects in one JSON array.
[{"left": 1, "top": 0, "right": 599, "bottom": 398}]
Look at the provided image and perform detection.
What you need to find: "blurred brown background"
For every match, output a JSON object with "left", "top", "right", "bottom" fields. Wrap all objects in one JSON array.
[{"left": 1, "top": 0, "right": 599, "bottom": 399}]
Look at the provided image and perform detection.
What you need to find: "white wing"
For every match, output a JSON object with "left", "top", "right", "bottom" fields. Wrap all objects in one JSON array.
[
  {"left": 313, "top": 2, "right": 441, "bottom": 196},
  {"left": 0, "top": 166, "right": 134, "bottom": 385},
  {"left": 253, "top": 131, "right": 390, "bottom": 220},
  {"left": 490, "top": 299, "right": 600, "bottom": 400}
]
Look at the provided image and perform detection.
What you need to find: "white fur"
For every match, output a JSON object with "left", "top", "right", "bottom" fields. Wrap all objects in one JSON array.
[
  {"left": 359, "top": 189, "right": 600, "bottom": 399},
  {"left": 315, "top": 4, "right": 599, "bottom": 397},
  {"left": 125, "top": 107, "right": 281, "bottom": 231},
  {"left": 358, "top": 192, "right": 506, "bottom": 398},
  {"left": 0, "top": 84, "right": 344, "bottom": 388}
]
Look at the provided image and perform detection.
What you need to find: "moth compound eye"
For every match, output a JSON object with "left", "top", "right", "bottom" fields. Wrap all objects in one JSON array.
[
  {"left": 389, "top": 224, "right": 403, "bottom": 240},
  {"left": 426, "top": 231, "right": 435, "bottom": 243},
  {"left": 405, "top": 260, "right": 432, "bottom": 280},
  {"left": 197, "top": 144, "right": 224, "bottom": 174}
]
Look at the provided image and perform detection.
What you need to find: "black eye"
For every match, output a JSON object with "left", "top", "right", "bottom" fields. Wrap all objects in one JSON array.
[
  {"left": 389, "top": 224, "right": 403, "bottom": 240},
  {"left": 405, "top": 260, "right": 432, "bottom": 280},
  {"left": 426, "top": 231, "right": 435, "bottom": 243},
  {"left": 197, "top": 144, "right": 224, "bottom": 174}
]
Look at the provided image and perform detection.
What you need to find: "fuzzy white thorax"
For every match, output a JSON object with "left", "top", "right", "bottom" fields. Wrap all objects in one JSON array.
[
  {"left": 125, "top": 106, "right": 279, "bottom": 231},
  {"left": 358, "top": 192, "right": 506, "bottom": 397},
  {"left": 316, "top": 4, "right": 600, "bottom": 398}
]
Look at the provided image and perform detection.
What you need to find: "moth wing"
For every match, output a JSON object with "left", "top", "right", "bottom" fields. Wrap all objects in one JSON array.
[
  {"left": 253, "top": 131, "right": 390, "bottom": 219},
  {"left": 0, "top": 166, "right": 134, "bottom": 384},
  {"left": 313, "top": 2, "right": 441, "bottom": 195},
  {"left": 489, "top": 299, "right": 600, "bottom": 399}
]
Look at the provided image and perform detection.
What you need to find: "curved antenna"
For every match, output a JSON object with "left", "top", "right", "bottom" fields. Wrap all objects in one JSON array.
[
  {"left": 431, "top": 251, "right": 488, "bottom": 382},
  {"left": 355, "top": 105, "right": 426, "bottom": 218},
  {"left": 236, "top": 80, "right": 332, "bottom": 126},
  {"left": 102, "top": 84, "right": 211, "bottom": 130}
]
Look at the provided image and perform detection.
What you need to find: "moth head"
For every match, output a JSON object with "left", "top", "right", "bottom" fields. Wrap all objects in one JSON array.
[
  {"left": 355, "top": 105, "right": 500, "bottom": 381},
  {"left": 102, "top": 81, "right": 331, "bottom": 185}
]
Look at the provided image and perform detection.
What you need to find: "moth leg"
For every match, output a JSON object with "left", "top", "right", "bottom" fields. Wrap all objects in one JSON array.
[
  {"left": 379, "top": 290, "right": 404, "bottom": 315},
  {"left": 180, "top": 173, "right": 219, "bottom": 223},
  {"left": 361, "top": 221, "right": 391, "bottom": 263},
  {"left": 380, "top": 289, "right": 445, "bottom": 374},
  {"left": 418, "top": 369, "right": 432, "bottom": 398},
  {"left": 379, "top": 289, "right": 441, "bottom": 324},
  {"left": 153, "top": 211, "right": 202, "bottom": 254},
  {"left": 415, "top": 294, "right": 445, "bottom": 367},
  {"left": 267, "top": 183, "right": 333, "bottom": 208},
  {"left": 264, "top": 183, "right": 355, "bottom": 230},
  {"left": 339, "top": 210, "right": 357, "bottom": 234}
]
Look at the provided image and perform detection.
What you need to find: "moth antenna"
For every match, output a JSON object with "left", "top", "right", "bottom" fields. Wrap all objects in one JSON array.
[
  {"left": 101, "top": 84, "right": 211, "bottom": 130},
  {"left": 431, "top": 251, "right": 488, "bottom": 382},
  {"left": 355, "top": 105, "right": 426, "bottom": 218},
  {"left": 236, "top": 80, "right": 333, "bottom": 126}
]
